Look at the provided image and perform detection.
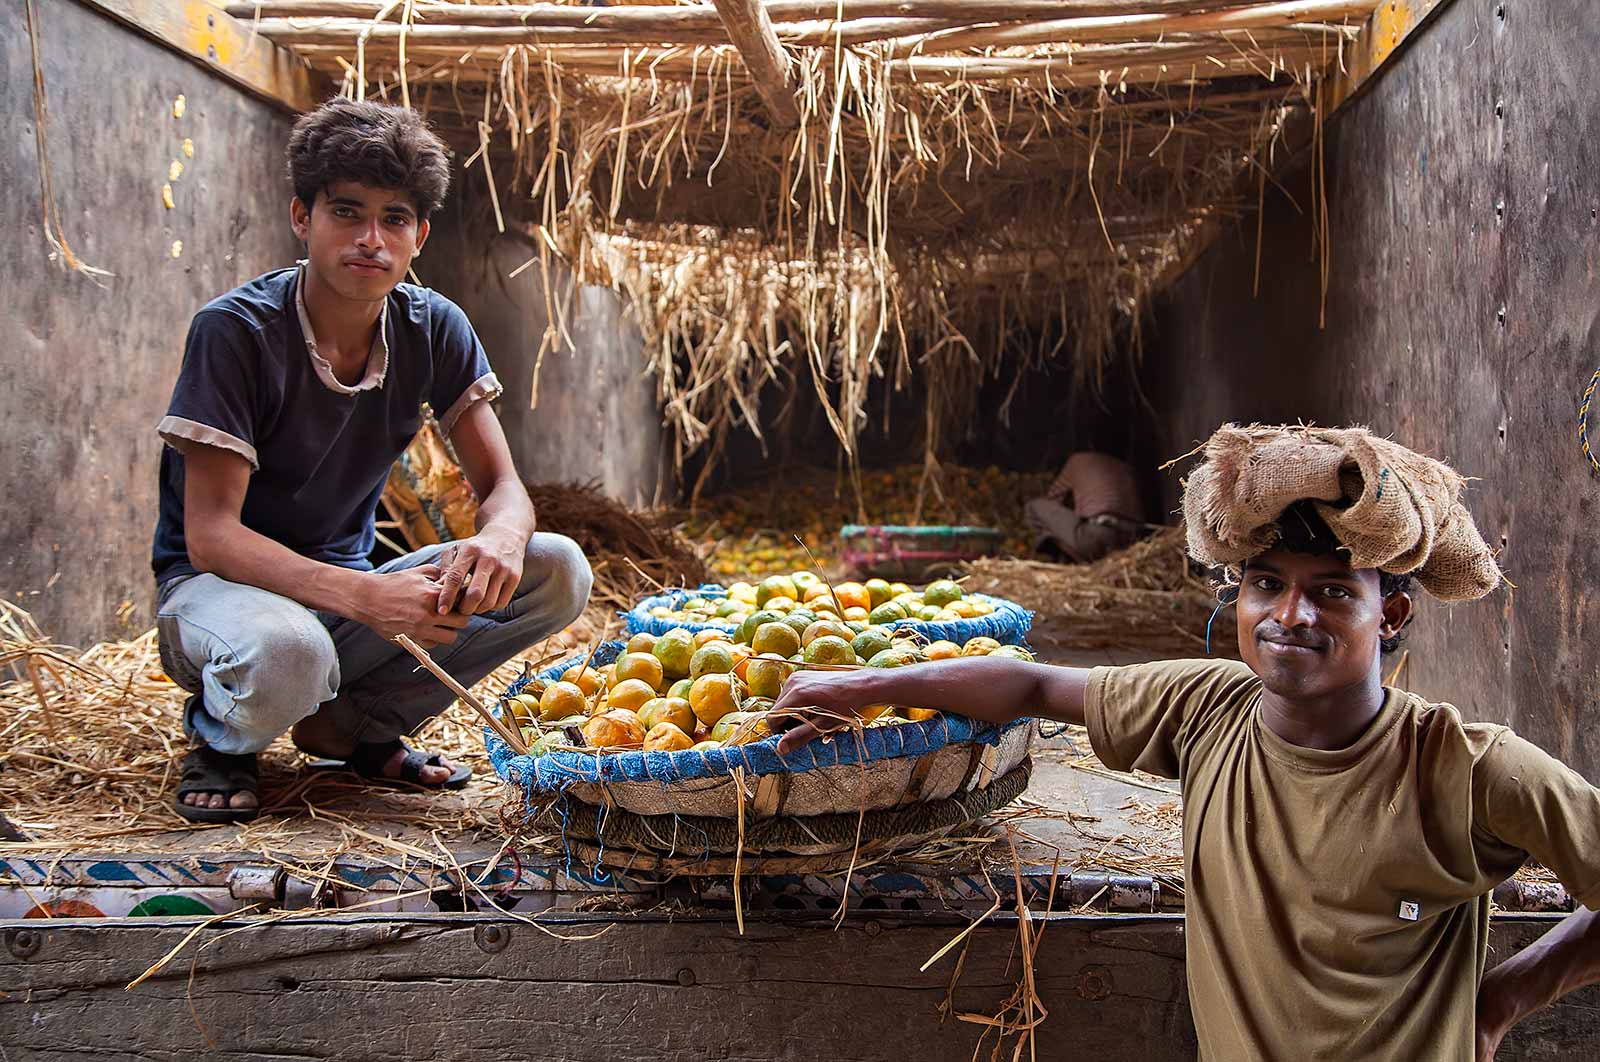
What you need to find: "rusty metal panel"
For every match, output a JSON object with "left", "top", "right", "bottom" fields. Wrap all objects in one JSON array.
[
  {"left": 1322, "top": 0, "right": 1455, "bottom": 113},
  {"left": 74, "top": 0, "right": 327, "bottom": 112},
  {"left": 420, "top": 192, "right": 665, "bottom": 510},
  {"left": 1138, "top": 0, "right": 1600, "bottom": 776},
  {"left": 1, "top": 0, "right": 304, "bottom": 644}
]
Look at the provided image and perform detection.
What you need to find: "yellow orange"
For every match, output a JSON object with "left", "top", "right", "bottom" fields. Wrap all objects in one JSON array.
[
  {"left": 833, "top": 582, "right": 871, "bottom": 611},
  {"left": 561, "top": 666, "right": 603, "bottom": 696},
  {"left": 614, "top": 652, "right": 666, "bottom": 692},
  {"left": 689, "top": 673, "right": 741, "bottom": 727},
  {"left": 711, "top": 711, "right": 772, "bottom": 745},
  {"left": 582, "top": 709, "right": 645, "bottom": 750},
  {"left": 538, "top": 681, "right": 588, "bottom": 722},
  {"left": 802, "top": 619, "right": 853, "bottom": 647},
  {"left": 643, "top": 721, "right": 694, "bottom": 752},
  {"left": 608, "top": 678, "right": 657, "bottom": 712},
  {"left": 639, "top": 696, "right": 695, "bottom": 734},
  {"left": 691, "top": 642, "right": 737, "bottom": 679},
  {"left": 743, "top": 655, "right": 789, "bottom": 699}
]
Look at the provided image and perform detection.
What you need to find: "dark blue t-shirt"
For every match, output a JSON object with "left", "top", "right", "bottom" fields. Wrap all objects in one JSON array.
[{"left": 152, "top": 265, "right": 499, "bottom": 585}]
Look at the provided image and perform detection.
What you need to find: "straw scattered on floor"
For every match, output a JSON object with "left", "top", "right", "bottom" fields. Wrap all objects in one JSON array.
[
  {"left": 963, "top": 525, "right": 1237, "bottom": 658},
  {"left": 0, "top": 599, "right": 566, "bottom": 858}
]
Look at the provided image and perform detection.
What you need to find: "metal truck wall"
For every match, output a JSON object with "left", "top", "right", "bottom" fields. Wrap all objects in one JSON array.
[
  {"left": 1, "top": 3, "right": 665, "bottom": 645},
  {"left": 0, "top": 0, "right": 305, "bottom": 647},
  {"left": 1136, "top": 0, "right": 1600, "bottom": 775},
  {"left": 421, "top": 191, "right": 664, "bottom": 509}
]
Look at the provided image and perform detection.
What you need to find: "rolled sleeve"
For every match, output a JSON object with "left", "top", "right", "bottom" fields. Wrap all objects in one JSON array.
[
  {"left": 160, "top": 308, "right": 261, "bottom": 469},
  {"left": 1083, "top": 666, "right": 1125, "bottom": 770},
  {"left": 1478, "top": 732, "right": 1600, "bottom": 910},
  {"left": 437, "top": 371, "right": 503, "bottom": 435},
  {"left": 427, "top": 293, "right": 498, "bottom": 433},
  {"left": 157, "top": 416, "right": 259, "bottom": 469},
  {"left": 1083, "top": 659, "right": 1258, "bottom": 780}
]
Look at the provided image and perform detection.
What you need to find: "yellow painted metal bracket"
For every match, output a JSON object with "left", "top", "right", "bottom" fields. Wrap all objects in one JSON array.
[
  {"left": 1322, "top": 0, "right": 1452, "bottom": 113},
  {"left": 73, "top": 0, "right": 327, "bottom": 112}
]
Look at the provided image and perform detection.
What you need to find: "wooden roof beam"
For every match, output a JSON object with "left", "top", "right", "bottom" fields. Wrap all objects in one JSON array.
[
  {"left": 711, "top": 0, "right": 800, "bottom": 128},
  {"left": 224, "top": 1, "right": 1275, "bottom": 26}
]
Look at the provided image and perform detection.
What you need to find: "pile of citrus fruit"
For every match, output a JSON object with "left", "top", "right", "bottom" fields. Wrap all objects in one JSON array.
[
  {"left": 503, "top": 612, "right": 1032, "bottom": 756},
  {"left": 679, "top": 464, "right": 1052, "bottom": 579},
  {"left": 647, "top": 572, "right": 998, "bottom": 631}
]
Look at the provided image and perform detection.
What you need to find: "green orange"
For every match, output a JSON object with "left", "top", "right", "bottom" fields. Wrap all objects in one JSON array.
[
  {"left": 691, "top": 642, "right": 737, "bottom": 680},
  {"left": 803, "top": 635, "right": 856, "bottom": 666},
  {"left": 752, "top": 621, "right": 802, "bottom": 658}
]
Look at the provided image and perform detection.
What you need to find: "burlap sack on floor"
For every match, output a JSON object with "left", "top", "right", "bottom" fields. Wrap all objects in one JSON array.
[{"left": 1181, "top": 424, "right": 1502, "bottom": 601}]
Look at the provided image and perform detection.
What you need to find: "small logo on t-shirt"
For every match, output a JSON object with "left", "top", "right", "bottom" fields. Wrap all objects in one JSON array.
[{"left": 1398, "top": 900, "right": 1420, "bottom": 922}]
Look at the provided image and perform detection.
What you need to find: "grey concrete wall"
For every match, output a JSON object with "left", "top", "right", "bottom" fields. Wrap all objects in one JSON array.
[
  {"left": 423, "top": 191, "right": 662, "bottom": 509},
  {"left": 1, "top": 0, "right": 304, "bottom": 646},
  {"left": 1136, "top": 0, "right": 1600, "bottom": 775}
]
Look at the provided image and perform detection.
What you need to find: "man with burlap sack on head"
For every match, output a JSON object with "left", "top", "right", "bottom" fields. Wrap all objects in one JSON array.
[{"left": 771, "top": 424, "right": 1600, "bottom": 1061}]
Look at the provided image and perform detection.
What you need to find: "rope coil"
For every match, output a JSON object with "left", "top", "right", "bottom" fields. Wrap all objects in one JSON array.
[{"left": 1580, "top": 366, "right": 1600, "bottom": 475}]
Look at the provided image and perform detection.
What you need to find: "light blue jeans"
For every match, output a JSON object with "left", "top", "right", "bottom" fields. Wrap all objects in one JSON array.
[{"left": 155, "top": 534, "right": 593, "bottom": 754}]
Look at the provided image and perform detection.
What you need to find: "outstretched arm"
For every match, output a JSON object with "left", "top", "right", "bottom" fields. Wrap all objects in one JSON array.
[
  {"left": 771, "top": 657, "right": 1090, "bottom": 754},
  {"left": 1476, "top": 907, "right": 1600, "bottom": 1060}
]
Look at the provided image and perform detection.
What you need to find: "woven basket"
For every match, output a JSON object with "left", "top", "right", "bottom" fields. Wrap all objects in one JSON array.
[
  {"left": 489, "top": 643, "right": 1036, "bottom": 861},
  {"left": 624, "top": 585, "right": 1033, "bottom": 648}
]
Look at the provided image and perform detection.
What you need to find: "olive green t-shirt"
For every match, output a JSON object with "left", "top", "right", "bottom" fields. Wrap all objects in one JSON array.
[{"left": 1084, "top": 658, "right": 1600, "bottom": 1062}]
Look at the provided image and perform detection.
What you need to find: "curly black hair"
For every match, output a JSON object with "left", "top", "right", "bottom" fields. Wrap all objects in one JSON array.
[
  {"left": 286, "top": 99, "right": 451, "bottom": 218},
  {"left": 1215, "top": 500, "right": 1415, "bottom": 654}
]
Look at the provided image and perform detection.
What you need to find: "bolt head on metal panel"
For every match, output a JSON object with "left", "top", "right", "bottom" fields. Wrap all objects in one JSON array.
[
  {"left": 1075, "top": 963, "right": 1113, "bottom": 1002},
  {"left": 5, "top": 928, "right": 42, "bottom": 960},
  {"left": 474, "top": 924, "right": 511, "bottom": 953}
]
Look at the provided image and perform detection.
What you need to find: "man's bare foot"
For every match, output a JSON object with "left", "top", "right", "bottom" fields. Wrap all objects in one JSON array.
[
  {"left": 292, "top": 714, "right": 459, "bottom": 787},
  {"left": 181, "top": 788, "right": 259, "bottom": 811},
  {"left": 175, "top": 746, "right": 261, "bottom": 822}
]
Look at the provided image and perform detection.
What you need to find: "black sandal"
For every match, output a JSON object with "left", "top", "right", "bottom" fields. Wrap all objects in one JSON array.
[
  {"left": 174, "top": 745, "right": 261, "bottom": 824},
  {"left": 313, "top": 739, "right": 471, "bottom": 791}
]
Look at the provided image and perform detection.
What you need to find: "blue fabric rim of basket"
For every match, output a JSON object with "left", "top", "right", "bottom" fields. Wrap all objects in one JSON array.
[
  {"left": 486, "top": 640, "right": 1032, "bottom": 795},
  {"left": 621, "top": 585, "right": 1034, "bottom": 646}
]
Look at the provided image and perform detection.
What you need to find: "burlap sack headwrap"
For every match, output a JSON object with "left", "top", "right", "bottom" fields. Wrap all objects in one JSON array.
[{"left": 1180, "top": 424, "right": 1502, "bottom": 602}]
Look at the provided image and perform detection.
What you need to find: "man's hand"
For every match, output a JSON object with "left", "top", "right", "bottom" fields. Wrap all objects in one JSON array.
[
  {"left": 770, "top": 670, "right": 887, "bottom": 755},
  {"left": 434, "top": 528, "right": 525, "bottom": 615},
  {"left": 355, "top": 564, "right": 470, "bottom": 647}
]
